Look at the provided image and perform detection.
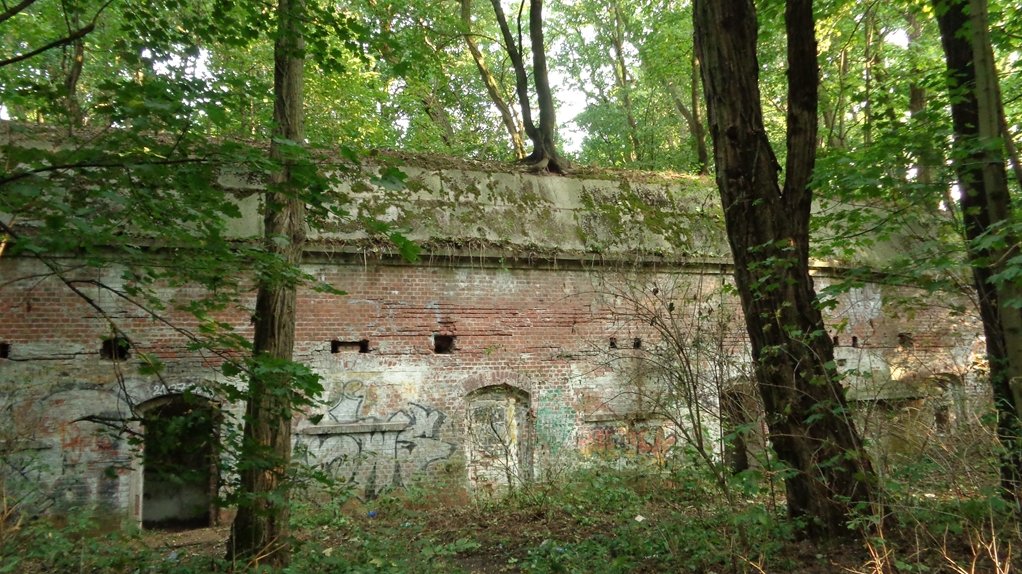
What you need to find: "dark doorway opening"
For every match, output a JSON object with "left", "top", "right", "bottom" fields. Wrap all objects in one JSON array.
[{"left": 141, "top": 395, "right": 217, "bottom": 530}]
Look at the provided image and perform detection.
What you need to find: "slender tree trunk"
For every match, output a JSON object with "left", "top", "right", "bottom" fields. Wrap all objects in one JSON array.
[
  {"left": 664, "top": 75, "right": 708, "bottom": 175},
  {"left": 59, "top": 3, "right": 84, "bottom": 128},
  {"left": 461, "top": 0, "right": 526, "bottom": 159},
  {"left": 694, "top": 0, "right": 877, "bottom": 538},
  {"left": 688, "top": 52, "right": 709, "bottom": 175},
  {"left": 933, "top": 0, "right": 1022, "bottom": 506},
  {"left": 63, "top": 35, "right": 84, "bottom": 127},
  {"left": 225, "top": 0, "right": 306, "bottom": 566},
  {"left": 526, "top": 0, "right": 565, "bottom": 172},
  {"left": 1000, "top": 107, "right": 1022, "bottom": 194},
  {"left": 489, "top": 0, "right": 537, "bottom": 143},
  {"left": 862, "top": 6, "right": 876, "bottom": 146},
  {"left": 421, "top": 91, "right": 456, "bottom": 149},
  {"left": 822, "top": 48, "right": 849, "bottom": 149},
  {"left": 489, "top": 0, "right": 565, "bottom": 172},
  {"left": 906, "top": 10, "right": 933, "bottom": 184},
  {"left": 610, "top": 1, "right": 641, "bottom": 163}
]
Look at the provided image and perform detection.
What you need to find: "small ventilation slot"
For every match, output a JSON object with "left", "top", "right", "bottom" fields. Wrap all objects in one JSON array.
[
  {"left": 101, "top": 336, "right": 130, "bottom": 361},
  {"left": 331, "top": 339, "right": 369, "bottom": 354},
  {"left": 433, "top": 335, "right": 455, "bottom": 354},
  {"left": 0, "top": 342, "right": 9, "bottom": 359},
  {"left": 897, "top": 333, "right": 913, "bottom": 348}
]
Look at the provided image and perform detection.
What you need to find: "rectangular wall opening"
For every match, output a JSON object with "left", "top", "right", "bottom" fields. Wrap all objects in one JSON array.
[
  {"left": 101, "top": 336, "right": 130, "bottom": 361},
  {"left": 433, "top": 334, "right": 455, "bottom": 354},
  {"left": 331, "top": 339, "right": 370, "bottom": 354},
  {"left": 897, "top": 333, "right": 913, "bottom": 348}
]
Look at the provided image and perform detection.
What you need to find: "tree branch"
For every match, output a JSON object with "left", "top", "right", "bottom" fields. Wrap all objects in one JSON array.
[
  {"left": 0, "top": 22, "right": 94, "bottom": 68},
  {"left": 0, "top": 0, "right": 36, "bottom": 25},
  {"left": 0, "top": 156, "right": 208, "bottom": 187}
]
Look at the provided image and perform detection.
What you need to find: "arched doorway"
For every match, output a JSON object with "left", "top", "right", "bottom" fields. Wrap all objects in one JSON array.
[
  {"left": 139, "top": 394, "right": 218, "bottom": 529},
  {"left": 465, "top": 385, "right": 533, "bottom": 489}
]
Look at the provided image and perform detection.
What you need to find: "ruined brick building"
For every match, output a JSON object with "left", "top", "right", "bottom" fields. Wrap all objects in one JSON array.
[{"left": 0, "top": 144, "right": 985, "bottom": 529}]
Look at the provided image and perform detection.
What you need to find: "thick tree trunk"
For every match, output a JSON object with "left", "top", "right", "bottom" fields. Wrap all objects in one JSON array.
[
  {"left": 461, "top": 0, "right": 526, "bottom": 159},
  {"left": 933, "top": 0, "right": 1022, "bottom": 506},
  {"left": 694, "top": 0, "right": 877, "bottom": 538},
  {"left": 225, "top": 0, "right": 306, "bottom": 566}
]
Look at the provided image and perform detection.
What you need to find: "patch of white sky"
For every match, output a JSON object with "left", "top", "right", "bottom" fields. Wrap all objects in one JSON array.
[
  {"left": 551, "top": 68, "right": 589, "bottom": 154},
  {"left": 886, "top": 28, "right": 909, "bottom": 49},
  {"left": 552, "top": 23, "right": 599, "bottom": 154},
  {"left": 147, "top": 48, "right": 215, "bottom": 82}
]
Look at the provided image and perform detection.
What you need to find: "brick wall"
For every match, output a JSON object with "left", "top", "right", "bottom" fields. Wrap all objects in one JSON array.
[{"left": 0, "top": 253, "right": 985, "bottom": 521}]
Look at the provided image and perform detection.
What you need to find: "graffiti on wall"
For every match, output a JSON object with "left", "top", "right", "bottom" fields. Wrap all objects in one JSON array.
[
  {"left": 578, "top": 423, "right": 677, "bottom": 464},
  {"left": 0, "top": 383, "right": 133, "bottom": 516},
  {"left": 295, "top": 382, "right": 456, "bottom": 498}
]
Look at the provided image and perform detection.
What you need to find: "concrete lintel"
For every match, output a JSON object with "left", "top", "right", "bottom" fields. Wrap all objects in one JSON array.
[{"left": 299, "top": 421, "right": 408, "bottom": 435}]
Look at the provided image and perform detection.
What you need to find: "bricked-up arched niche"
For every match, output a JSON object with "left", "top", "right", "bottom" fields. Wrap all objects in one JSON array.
[
  {"left": 719, "top": 378, "right": 766, "bottom": 474},
  {"left": 138, "top": 394, "right": 219, "bottom": 529},
  {"left": 465, "top": 385, "right": 533, "bottom": 489}
]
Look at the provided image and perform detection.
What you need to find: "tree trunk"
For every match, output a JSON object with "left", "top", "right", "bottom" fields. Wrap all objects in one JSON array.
[
  {"left": 421, "top": 90, "right": 456, "bottom": 149},
  {"left": 610, "top": 1, "right": 641, "bottom": 163},
  {"left": 488, "top": 0, "right": 565, "bottom": 172},
  {"left": 906, "top": 9, "right": 932, "bottom": 184},
  {"left": 688, "top": 51, "right": 709, "bottom": 175},
  {"left": 489, "top": 0, "right": 537, "bottom": 144},
  {"left": 664, "top": 75, "right": 708, "bottom": 175},
  {"left": 694, "top": 0, "right": 877, "bottom": 538},
  {"left": 862, "top": 5, "right": 877, "bottom": 146},
  {"left": 933, "top": 0, "right": 1022, "bottom": 506},
  {"left": 461, "top": 0, "right": 526, "bottom": 159},
  {"left": 527, "top": 0, "right": 566, "bottom": 173},
  {"left": 225, "top": 0, "right": 306, "bottom": 566},
  {"left": 61, "top": 7, "right": 85, "bottom": 129}
]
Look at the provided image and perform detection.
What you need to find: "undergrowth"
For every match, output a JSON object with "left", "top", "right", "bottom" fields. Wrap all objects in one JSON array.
[{"left": 1, "top": 460, "right": 1019, "bottom": 573}]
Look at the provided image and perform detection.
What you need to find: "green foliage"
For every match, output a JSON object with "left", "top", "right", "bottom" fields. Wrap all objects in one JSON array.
[{"left": 549, "top": 0, "right": 702, "bottom": 170}]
